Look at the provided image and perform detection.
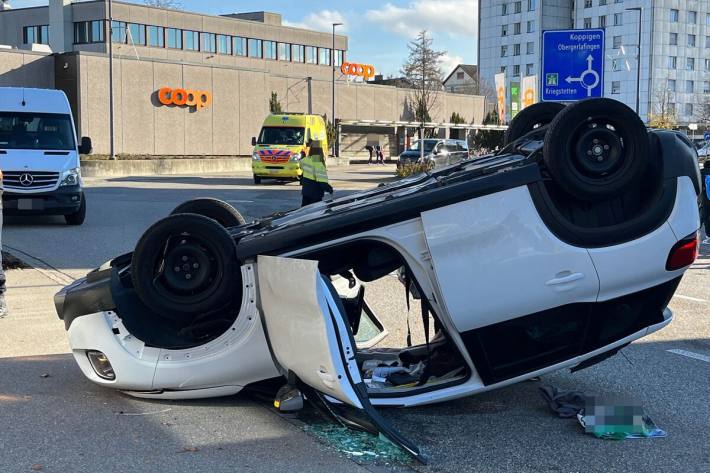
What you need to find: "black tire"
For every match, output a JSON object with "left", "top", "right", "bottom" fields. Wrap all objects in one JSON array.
[
  {"left": 543, "top": 98, "right": 649, "bottom": 201},
  {"left": 64, "top": 194, "right": 86, "bottom": 225},
  {"left": 171, "top": 198, "right": 246, "bottom": 227},
  {"left": 504, "top": 102, "right": 565, "bottom": 144},
  {"left": 253, "top": 175, "right": 261, "bottom": 184},
  {"left": 131, "top": 213, "right": 240, "bottom": 321}
]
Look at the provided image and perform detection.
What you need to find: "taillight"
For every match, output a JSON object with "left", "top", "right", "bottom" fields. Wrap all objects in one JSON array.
[{"left": 666, "top": 235, "right": 698, "bottom": 271}]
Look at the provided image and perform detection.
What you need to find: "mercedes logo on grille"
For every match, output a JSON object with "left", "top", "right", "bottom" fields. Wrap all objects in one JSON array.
[{"left": 19, "top": 173, "right": 34, "bottom": 187}]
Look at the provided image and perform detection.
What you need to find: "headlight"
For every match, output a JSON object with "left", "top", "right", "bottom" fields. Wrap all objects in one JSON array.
[
  {"left": 290, "top": 152, "right": 303, "bottom": 162},
  {"left": 86, "top": 350, "right": 115, "bottom": 380},
  {"left": 252, "top": 152, "right": 260, "bottom": 161},
  {"left": 59, "top": 168, "right": 81, "bottom": 187}
]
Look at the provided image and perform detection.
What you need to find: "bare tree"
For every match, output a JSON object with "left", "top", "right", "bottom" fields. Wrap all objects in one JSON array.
[
  {"left": 696, "top": 96, "right": 710, "bottom": 126},
  {"left": 648, "top": 79, "right": 677, "bottom": 129},
  {"left": 401, "top": 30, "right": 445, "bottom": 137},
  {"left": 143, "top": 0, "right": 183, "bottom": 9}
]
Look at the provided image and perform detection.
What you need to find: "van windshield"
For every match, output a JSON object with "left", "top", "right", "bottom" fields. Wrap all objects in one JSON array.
[
  {"left": 257, "top": 126, "right": 305, "bottom": 146},
  {"left": 0, "top": 112, "right": 76, "bottom": 151},
  {"left": 407, "top": 140, "right": 438, "bottom": 153}
]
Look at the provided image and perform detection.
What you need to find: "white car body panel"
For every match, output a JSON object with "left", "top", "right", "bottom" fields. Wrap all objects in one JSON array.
[
  {"left": 421, "top": 185, "right": 600, "bottom": 333},
  {"left": 667, "top": 176, "right": 701, "bottom": 240}
]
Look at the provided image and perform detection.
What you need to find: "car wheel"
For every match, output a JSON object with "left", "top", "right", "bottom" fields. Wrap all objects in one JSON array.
[
  {"left": 171, "top": 198, "right": 246, "bottom": 227},
  {"left": 64, "top": 194, "right": 86, "bottom": 225},
  {"left": 543, "top": 98, "right": 649, "bottom": 201},
  {"left": 504, "top": 102, "right": 565, "bottom": 145},
  {"left": 131, "top": 213, "right": 240, "bottom": 321},
  {"left": 253, "top": 175, "right": 261, "bottom": 185}
]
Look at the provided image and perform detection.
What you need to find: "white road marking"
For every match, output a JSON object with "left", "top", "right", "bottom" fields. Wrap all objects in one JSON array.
[
  {"left": 673, "top": 294, "right": 707, "bottom": 303},
  {"left": 667, "top": 349, "right": 710, "bottom": 364}
]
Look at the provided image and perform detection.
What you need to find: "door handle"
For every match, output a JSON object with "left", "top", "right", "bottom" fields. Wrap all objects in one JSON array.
[{"left": 546, "top": 272, "right": 584, "bottom": 286}]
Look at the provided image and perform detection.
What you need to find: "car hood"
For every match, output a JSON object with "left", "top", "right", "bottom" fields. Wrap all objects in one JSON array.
[
  {"left": 0, "top": 149, "right": 78, "bottom": 173},
  {"left": 399, "top": 151, "right": 431, "bottom": 159}
]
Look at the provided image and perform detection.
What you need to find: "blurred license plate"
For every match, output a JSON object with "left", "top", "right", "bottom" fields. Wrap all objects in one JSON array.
[{"left": 18, "top": 199, "right": 44, "bottom": 210}]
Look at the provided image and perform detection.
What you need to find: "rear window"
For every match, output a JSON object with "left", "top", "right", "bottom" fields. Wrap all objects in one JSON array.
[
  {"left": 257, "top": 126, "right": 305, "bottom": 146},
  {"left": 0, "top": 112, "right": 75, "bottom": 151}
]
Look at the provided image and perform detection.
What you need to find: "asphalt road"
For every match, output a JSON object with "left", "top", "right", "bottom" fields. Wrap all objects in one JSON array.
[{"left": 2, "top": 165, "right": 710, "bottom": 472}]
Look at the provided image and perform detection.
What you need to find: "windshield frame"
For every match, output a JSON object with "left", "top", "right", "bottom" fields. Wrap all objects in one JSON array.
[
  {"left": 257, "top": 126, "right": 306, "bottom": 146},
  {"left": 0, "top": 111, "right": 76, "bottom": 151},
  {"left": 407, "top": 139, "right": 439, "bottom": 153}
]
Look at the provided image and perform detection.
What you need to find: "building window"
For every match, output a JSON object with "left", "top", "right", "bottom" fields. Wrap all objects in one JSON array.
[
  {"left": 215, "top": 34, "right": 230, "bottom": 54},
  {"left": 147, "top": 26, "right": 164, "bottom": 48},
  {"left": 514, "top": 1, "right": 521, "bottom": 13},
  {"left": 599, "top": 0, "right": 606, "bottom": 4},
  {"left": 264, "top": 40, "right": 277, "bottom": 60},
  {"left": 23, "top": 25, "right": 49, "bottom": 45},
  {"left": 318, "top": 47, "right": 330, "bottom": 65},
  {"left": 526, "top": 63, "right": 534, "bottom": 76},
  {"left": 292, "top": 44, "right": 305, "bottom": 62},
  {"left": 527, "top": 20, "right": 535, "bottom": 33},
  {"left": 513, "top": 22, "right": 521, "bottom": 34},
  {"left": 584, "top": 0, "right": 592, "bottom": 7},
  {"left": 233, "top": 36, "right": 247, "bottom": 56},
  {"left": 599, "top": 16, "right": 606, "bottom": 28},
  {"left": 688, "top": 11, "right": 697, "bottom": 24},
  {"left": 111, "top": 21, "right": 126, "bottom": 43},
  {"left": 277, "top": 42, "right": 291, "bottom": 61},
  {"left": 686, "top": 80, "right": 694, "bottom": 93},
  {"left": 501, "top": 3, "right": 508, "bottom": 15},
  {"left": 611, "top": 81, "right": 620, "bottom": 94},
  {"left": 513, "top": 43, "right": 521, "bottom": 56},
  {"left": 687, "top": 57, "right": 695, "bottom": 71},
  {"left": 613, "top": 36, "right": 622, "bottom": 49},
  {"left": 501, "top": 45, "right": 508, "bottom": 57},
  {"left": 526, "top": 41, "right": 534, "bottom": 54},
  {"left": 74, "top": 20, "right": 104, "bottom": 44},
  {"left": 166, "top": 28, "right": 182, "bottom": 49},
  {"left": 583, "top": 17, "right": 592, "bottom": 28},
  {"left": 668, "top": 103, "right": 676, "bottom": 114},
  {"left": 527, "top": 0, "right": 535, "bottom": 11},
  {"left": 668, "top": 79, "right": 676, "bottom": 92},
  {"left": 613, "top": 13, "right": 622, "bottom": 26},
  {"left": 305, "top": 46, "right": 317, "bottom": 64},
  {"left": 248, "top": 38, "right": 263, "bottom": 58},
  {"left": 201, "top": 33, "right": 216, "bottom": 53},
  {"left": 501, "top": 24, "right": 508, "bottom": 36},
  {"left": 669, "top": 33, "right": 678, "bottom": 46},
  {"left": 670, "top": 9, "right": 679, "bottom": 22},
  {"left": 685, "top": 103, "right": 693, "bottom": 117},
  {"left": 706, "top": 36, "right": 710, "bottom": 48},
  {"left": 456, "top": 71, "right": 465, "bottom": 80},
  {"left": 184, "top": 30, "right": 199, "bottom": 51},
  {"left": 688, "top": 34, "right": 696, "bottom": 48},
  {"left": 513, "top": 64, "right": 520, "bottom": 77},
  {"left": 705, "top": 59, "right": 710, "bottom": 71},
  {"left": 127, "top": 23, "right": 145, "bottom": 46},
  {"left": 612, "top": 59, "right": 623, "bottom": 71},
  {"left": 704, "top": 81, "right": 710, "bottom": 94},
  {"left": 668, "top": 56, "right": 677, "bottom": 69}
]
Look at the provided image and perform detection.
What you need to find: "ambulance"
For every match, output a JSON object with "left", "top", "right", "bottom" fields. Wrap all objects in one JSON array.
[{"left": 251, "top": 113, "right": 328, "bottom": 184}]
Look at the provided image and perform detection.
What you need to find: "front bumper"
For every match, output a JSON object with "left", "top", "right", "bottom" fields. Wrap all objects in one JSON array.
[
  {"left": 252, "top": 161, "right": 301, "bottom": 178},
  {"left": 3, "top": 185, "right": 83, "bottom": 216}
]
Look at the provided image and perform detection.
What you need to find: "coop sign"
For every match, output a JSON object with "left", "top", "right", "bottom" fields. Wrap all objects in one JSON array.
[
  {"left": 157, "top": 87, "right": 213, "bottom": 110},
  {"left": 341, "top": 62, "right": 376, "bottom": 81}
]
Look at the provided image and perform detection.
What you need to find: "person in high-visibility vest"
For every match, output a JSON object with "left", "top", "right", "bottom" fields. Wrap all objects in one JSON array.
[{"left": 300, "top": 140, "right": 333, "bottom": 207}]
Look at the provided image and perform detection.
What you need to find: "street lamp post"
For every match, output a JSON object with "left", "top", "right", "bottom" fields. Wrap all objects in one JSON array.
[
  {"left": 626, "top": 7, "right": 642, "bottom": 115},
  {"left": 107, "top": 0, "right": 116, "bottom": 160},
  {"left": 331, "top": 22, "right": 342, "bottom": 157}
]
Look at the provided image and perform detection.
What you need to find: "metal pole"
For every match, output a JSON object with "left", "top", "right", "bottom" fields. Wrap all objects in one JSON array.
[
  {"left": 107, "top": 0, "right": 116, "bottom": 160},
  {"left": 627, "top": 7, "right": 642, "bottom": 114},
  {"left": 331, "top": 22, "right": 342, "bottom": 157}
]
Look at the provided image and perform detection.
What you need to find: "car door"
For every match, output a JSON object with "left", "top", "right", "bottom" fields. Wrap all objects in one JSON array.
[{"left": 256, "top": 255, "right": 426, "bottom": 464}]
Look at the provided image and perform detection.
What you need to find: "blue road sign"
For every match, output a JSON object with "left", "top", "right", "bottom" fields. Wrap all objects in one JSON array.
[
  {"left": 542, "top": 29, "right": 605, "bottom": 102},
  {"left": 704, "top": 131, "right": 710, "bottom": 141}
]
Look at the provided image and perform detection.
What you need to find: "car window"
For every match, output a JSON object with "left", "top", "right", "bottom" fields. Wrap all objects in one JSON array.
[{"left": 0, "top": 112, "right": 76, "bottom": 150}]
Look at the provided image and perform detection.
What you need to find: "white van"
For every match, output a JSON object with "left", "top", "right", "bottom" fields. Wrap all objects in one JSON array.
[{"left": 0, "top": 87, "right": 91, "bottom": 225}]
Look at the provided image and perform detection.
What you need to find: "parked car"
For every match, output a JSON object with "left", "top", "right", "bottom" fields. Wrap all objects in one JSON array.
[
  {"left": 55, "top": 99, "right": 700, "bottom": 463},
  {"left": 0, "top": 87, "right": 92, "bottom": 225},
  {"left": 397, "top": 138, "right": 469, "bottom": 169},
  {"left": 697, "top": 142, "right": 710, "bottom": 159}
]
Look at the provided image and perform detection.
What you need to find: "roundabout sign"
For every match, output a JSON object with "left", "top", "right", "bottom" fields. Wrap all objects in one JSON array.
[{"left": 541, "top": 29, "right": 604, "bottom": 102}]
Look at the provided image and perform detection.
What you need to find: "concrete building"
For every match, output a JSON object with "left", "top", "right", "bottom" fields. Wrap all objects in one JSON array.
[
  {"left": 443, "top": 64, "right": 479, "bottom": 94},
  {"left": 0, "top": 1, "right": 485, "bottom": 158},
  {"left": 479, "top": 0, "right": 710, "bottom": 125}
]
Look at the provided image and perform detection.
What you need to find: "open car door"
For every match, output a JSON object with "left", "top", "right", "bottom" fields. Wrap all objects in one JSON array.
[{"left": 257, "top": 255, "right": 425, "bottom": 464}]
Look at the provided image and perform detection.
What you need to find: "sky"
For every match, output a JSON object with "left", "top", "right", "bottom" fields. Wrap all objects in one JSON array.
[{"left": 12, "top": 0, "right": 478, "bottom": 78}]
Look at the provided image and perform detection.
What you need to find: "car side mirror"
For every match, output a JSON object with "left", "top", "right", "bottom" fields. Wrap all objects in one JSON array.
[
  {"left": 251, "top": 136, "right": 257, "bottom": 146},
  {"left": 78, "top": 136, "right": 92, "bottom": 155}
]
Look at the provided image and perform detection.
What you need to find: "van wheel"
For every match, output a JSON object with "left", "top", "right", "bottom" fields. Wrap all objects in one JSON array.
[
  {"left": 504, "top": 102, "right": 565, "bottom": 145},
  {"left": 64, "top": 195, "right": 86, "bottom": 225},
  {"left": 171, "top": 198, "right": 246, "bottom": 227},
  {"left": 543, "top": 98, "right": 649, "bottom": 201},
  {"left": 253, "top": 175, "right": 261, "bottom": 185},
  {"left": 131, "top": 213, "right": 240, "bottom": 321}
]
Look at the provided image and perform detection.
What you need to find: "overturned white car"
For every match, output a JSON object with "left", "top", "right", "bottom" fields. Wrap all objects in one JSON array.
[{"left": 55, "top": 99, "right": 700, "bottom": 461}]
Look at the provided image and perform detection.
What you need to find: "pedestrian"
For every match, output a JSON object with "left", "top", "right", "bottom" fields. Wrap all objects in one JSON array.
[
  {"left": 300, "top": 140, "right": 333, "bottom": 207},
  {"left": 701, "top": 160, "right": 710, "bottom": 241},
  {"left": 0, "top": 169, "right": 7, "bottom": 318},
  {"left": 365, "top": 144, "right": 374, "bottom": 165},
  {"left": 375, "top": 144, "right": 384, "bottom": 165}
]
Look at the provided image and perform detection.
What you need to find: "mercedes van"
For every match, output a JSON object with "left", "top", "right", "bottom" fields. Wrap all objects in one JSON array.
[
  {"left": 0, "top": 87, "right": 92, "bottom": 225},
  {"left": 251, "top": 113, "right": 328, "bottom": 184}
]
